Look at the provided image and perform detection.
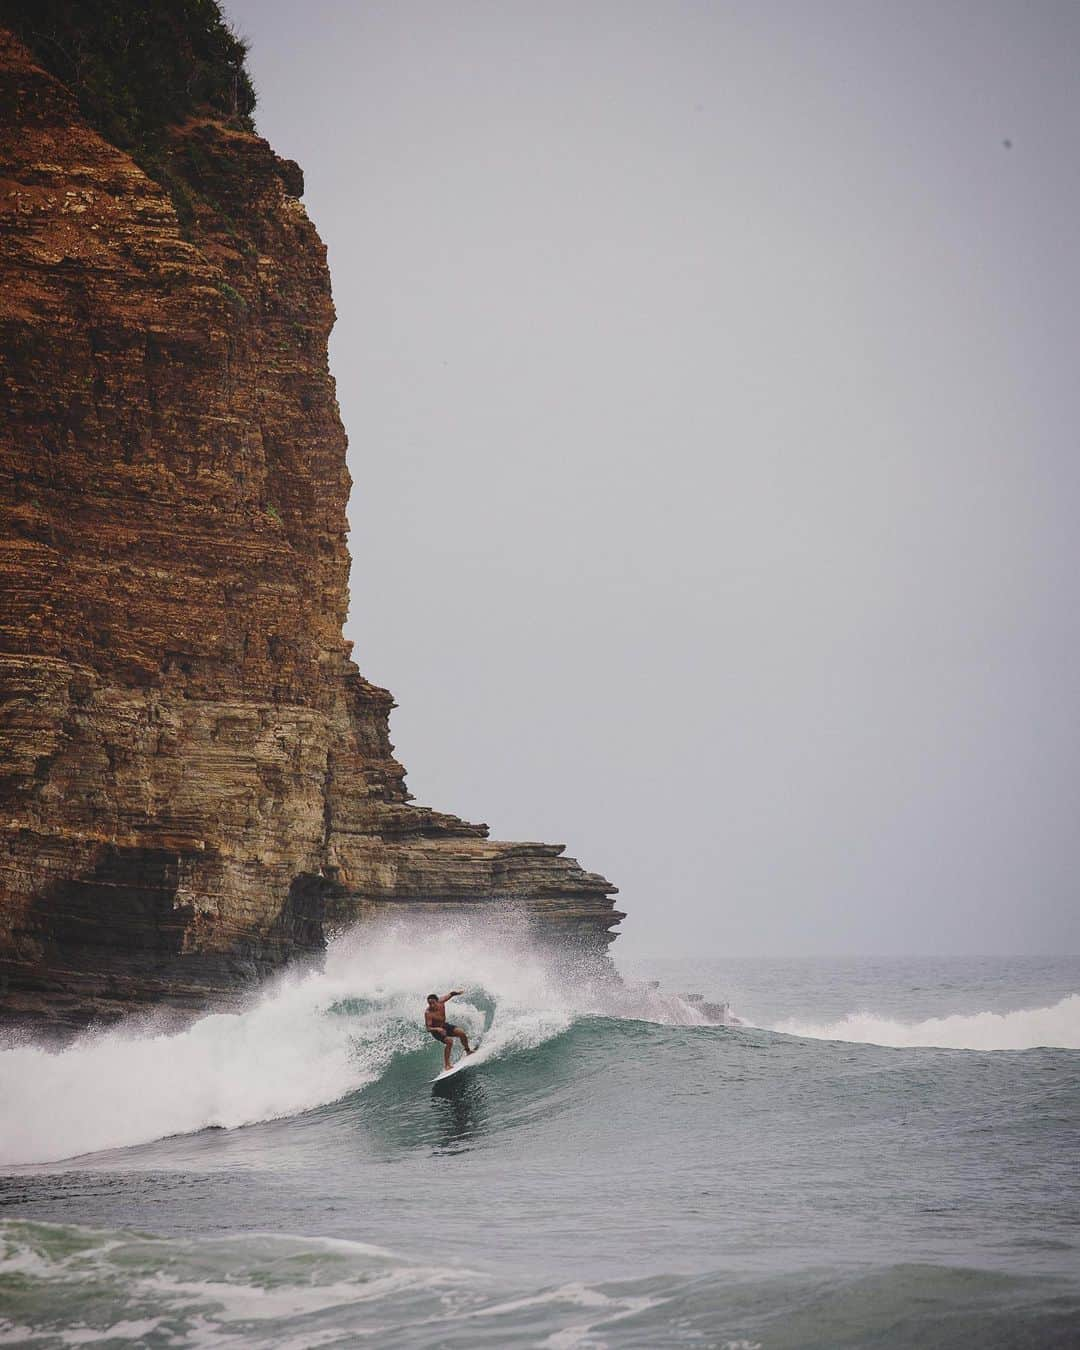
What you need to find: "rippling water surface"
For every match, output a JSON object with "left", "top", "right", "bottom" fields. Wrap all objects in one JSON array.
[{"left": 1, "top": 931, "right": 1078, "bottom": 1347}]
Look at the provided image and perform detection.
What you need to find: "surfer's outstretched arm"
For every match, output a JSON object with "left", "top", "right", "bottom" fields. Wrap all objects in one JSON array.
[{"left": 442, "top": 989, "right": 463, "bottom": 1001}]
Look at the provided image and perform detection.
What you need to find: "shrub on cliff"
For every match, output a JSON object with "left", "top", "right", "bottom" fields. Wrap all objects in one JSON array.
[
  {"left": 1, "top": 0, "right": 257, "bottom": 232},
  {"left": 0, "top": 0, "right": 256, "bottom": 153}
]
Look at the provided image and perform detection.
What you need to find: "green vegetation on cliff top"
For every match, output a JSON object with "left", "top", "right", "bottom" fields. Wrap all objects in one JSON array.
[{"left": 1, "top": 0, "right": 256, "bottom": 220}]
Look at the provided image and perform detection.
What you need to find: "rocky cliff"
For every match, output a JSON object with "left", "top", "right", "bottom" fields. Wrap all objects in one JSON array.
[{"left": 0, "top": 9, "right": 621, "bottom": 1033}]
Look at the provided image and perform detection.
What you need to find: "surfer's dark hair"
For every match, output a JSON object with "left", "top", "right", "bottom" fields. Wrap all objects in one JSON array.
[{"left": 427, "top": 993, "right": 438, "bottom": 1001}]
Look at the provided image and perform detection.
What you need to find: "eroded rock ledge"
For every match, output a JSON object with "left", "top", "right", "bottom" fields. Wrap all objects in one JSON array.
[{"left": 0, "top": 27, "right": 621, "bottom": 1033}]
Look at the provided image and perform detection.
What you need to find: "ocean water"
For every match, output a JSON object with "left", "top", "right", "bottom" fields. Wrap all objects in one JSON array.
[{"left": 1, "top": 927, "right": 1078, "bottom": 1348}]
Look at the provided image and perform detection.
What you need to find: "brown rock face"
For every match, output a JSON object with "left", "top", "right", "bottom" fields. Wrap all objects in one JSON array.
[{"left": 0, "top": 30, "right": 621, "bottom": 1032}]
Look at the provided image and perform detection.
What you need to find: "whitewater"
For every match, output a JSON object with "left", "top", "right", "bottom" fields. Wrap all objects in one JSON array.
[
  {"left": 0, "top": 921, "right": 712, "bottom": 1167},
  {"left": 770, "top": 993, "right": 1080, "bottom": 1050},
  {"left": 2, "top": 945, "right": 1078, "bottom": 1347},
  {"left": 2, "top": 936, "right": 1075, "bottom": 1167}
]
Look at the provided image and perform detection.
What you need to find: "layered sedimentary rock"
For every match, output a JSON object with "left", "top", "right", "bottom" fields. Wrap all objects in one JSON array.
[{"left": 0, "top": 26, "right": 620, "bottom": 1031}]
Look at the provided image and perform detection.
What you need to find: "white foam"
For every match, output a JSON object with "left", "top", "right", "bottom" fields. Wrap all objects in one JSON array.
[
  {"left": 58, "top": 1319, "right": 164, "bottom": 1346},
  {"left": 0, "top": 1222, "right": 481, "bottom": 1346},
  {"left": 771, "top": 993, "right": 1080, "bottom": 1050},
  {"left": 0, "top": 973, "right": 374, "bottom": 1166},
  {"left": 0, "top": 1221, "right": 674, "bottom": 1350},
  {"left": 0, "top": 919, "right": 705, "bottom": 1166},
  {"left": 0, "top": 1323, "right": 50, "bottom": 1346}
]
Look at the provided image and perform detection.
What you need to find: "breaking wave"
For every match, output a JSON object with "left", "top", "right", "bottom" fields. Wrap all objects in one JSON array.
[
  {"left": 771, "top": 994, "right": 1080, "bottom": 1050},
  {"left": 0, "top": 920, "right": 710, "bottom": 1167},
  {"left": 5, "top": 922, "right": 1075, "bottom": 1172}
]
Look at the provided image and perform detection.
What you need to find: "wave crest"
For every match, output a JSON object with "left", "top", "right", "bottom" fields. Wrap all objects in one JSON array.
[
  {"left": 771, "top": 993, "right": 1080, "bottom": 1050},
  {"left": 0, "top": 920, "right": 708, "bottom": 1166}
]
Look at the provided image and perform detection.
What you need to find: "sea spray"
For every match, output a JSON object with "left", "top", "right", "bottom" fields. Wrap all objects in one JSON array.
[{"left": 0, "top": 918, "right": 708, "bottom": 1167}]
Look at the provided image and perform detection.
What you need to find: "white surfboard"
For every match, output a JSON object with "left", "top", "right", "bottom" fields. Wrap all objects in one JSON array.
[{"left": 432, "top": 1046, "right": 484, "bottom": 1083}]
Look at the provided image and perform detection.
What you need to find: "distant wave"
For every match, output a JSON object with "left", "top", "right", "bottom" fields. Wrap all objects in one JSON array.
[
  {"left": 771, "top": 994, "right": 1080, "bottom": 1050},
  {"left": 0, "top": 920, "right": 709, "bottom": 1167}
]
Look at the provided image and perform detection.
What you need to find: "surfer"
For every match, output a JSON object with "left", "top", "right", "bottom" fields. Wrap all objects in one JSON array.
[{"left": 425, "top": 990, "right": 474, "bottom": 1071}]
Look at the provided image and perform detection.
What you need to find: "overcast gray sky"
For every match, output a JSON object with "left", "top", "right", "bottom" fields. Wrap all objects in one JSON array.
[{"left": 227, "top": 0, "right": 1079, "bottom": 957}]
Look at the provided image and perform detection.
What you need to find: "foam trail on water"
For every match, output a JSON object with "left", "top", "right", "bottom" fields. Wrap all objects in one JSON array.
[
  {"left": 0, "top": 919, "right": 706, "bottom": 1166},
  {"left": 771, "top": 993, "right": 1080, "bottom": 1050}
]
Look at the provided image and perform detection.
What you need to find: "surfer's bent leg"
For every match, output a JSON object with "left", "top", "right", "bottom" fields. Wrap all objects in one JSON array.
[
  {"left": 449, "top": 1024, "right": 472, "bottom": 1054},
  {"left": 430, "top": 1027, "right": 453, "bottom": 1069}
]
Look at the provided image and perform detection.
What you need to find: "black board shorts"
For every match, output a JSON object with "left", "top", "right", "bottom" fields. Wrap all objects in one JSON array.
[{"left": 429, "top": 1024, "right": 460, "bottom": 1043}]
